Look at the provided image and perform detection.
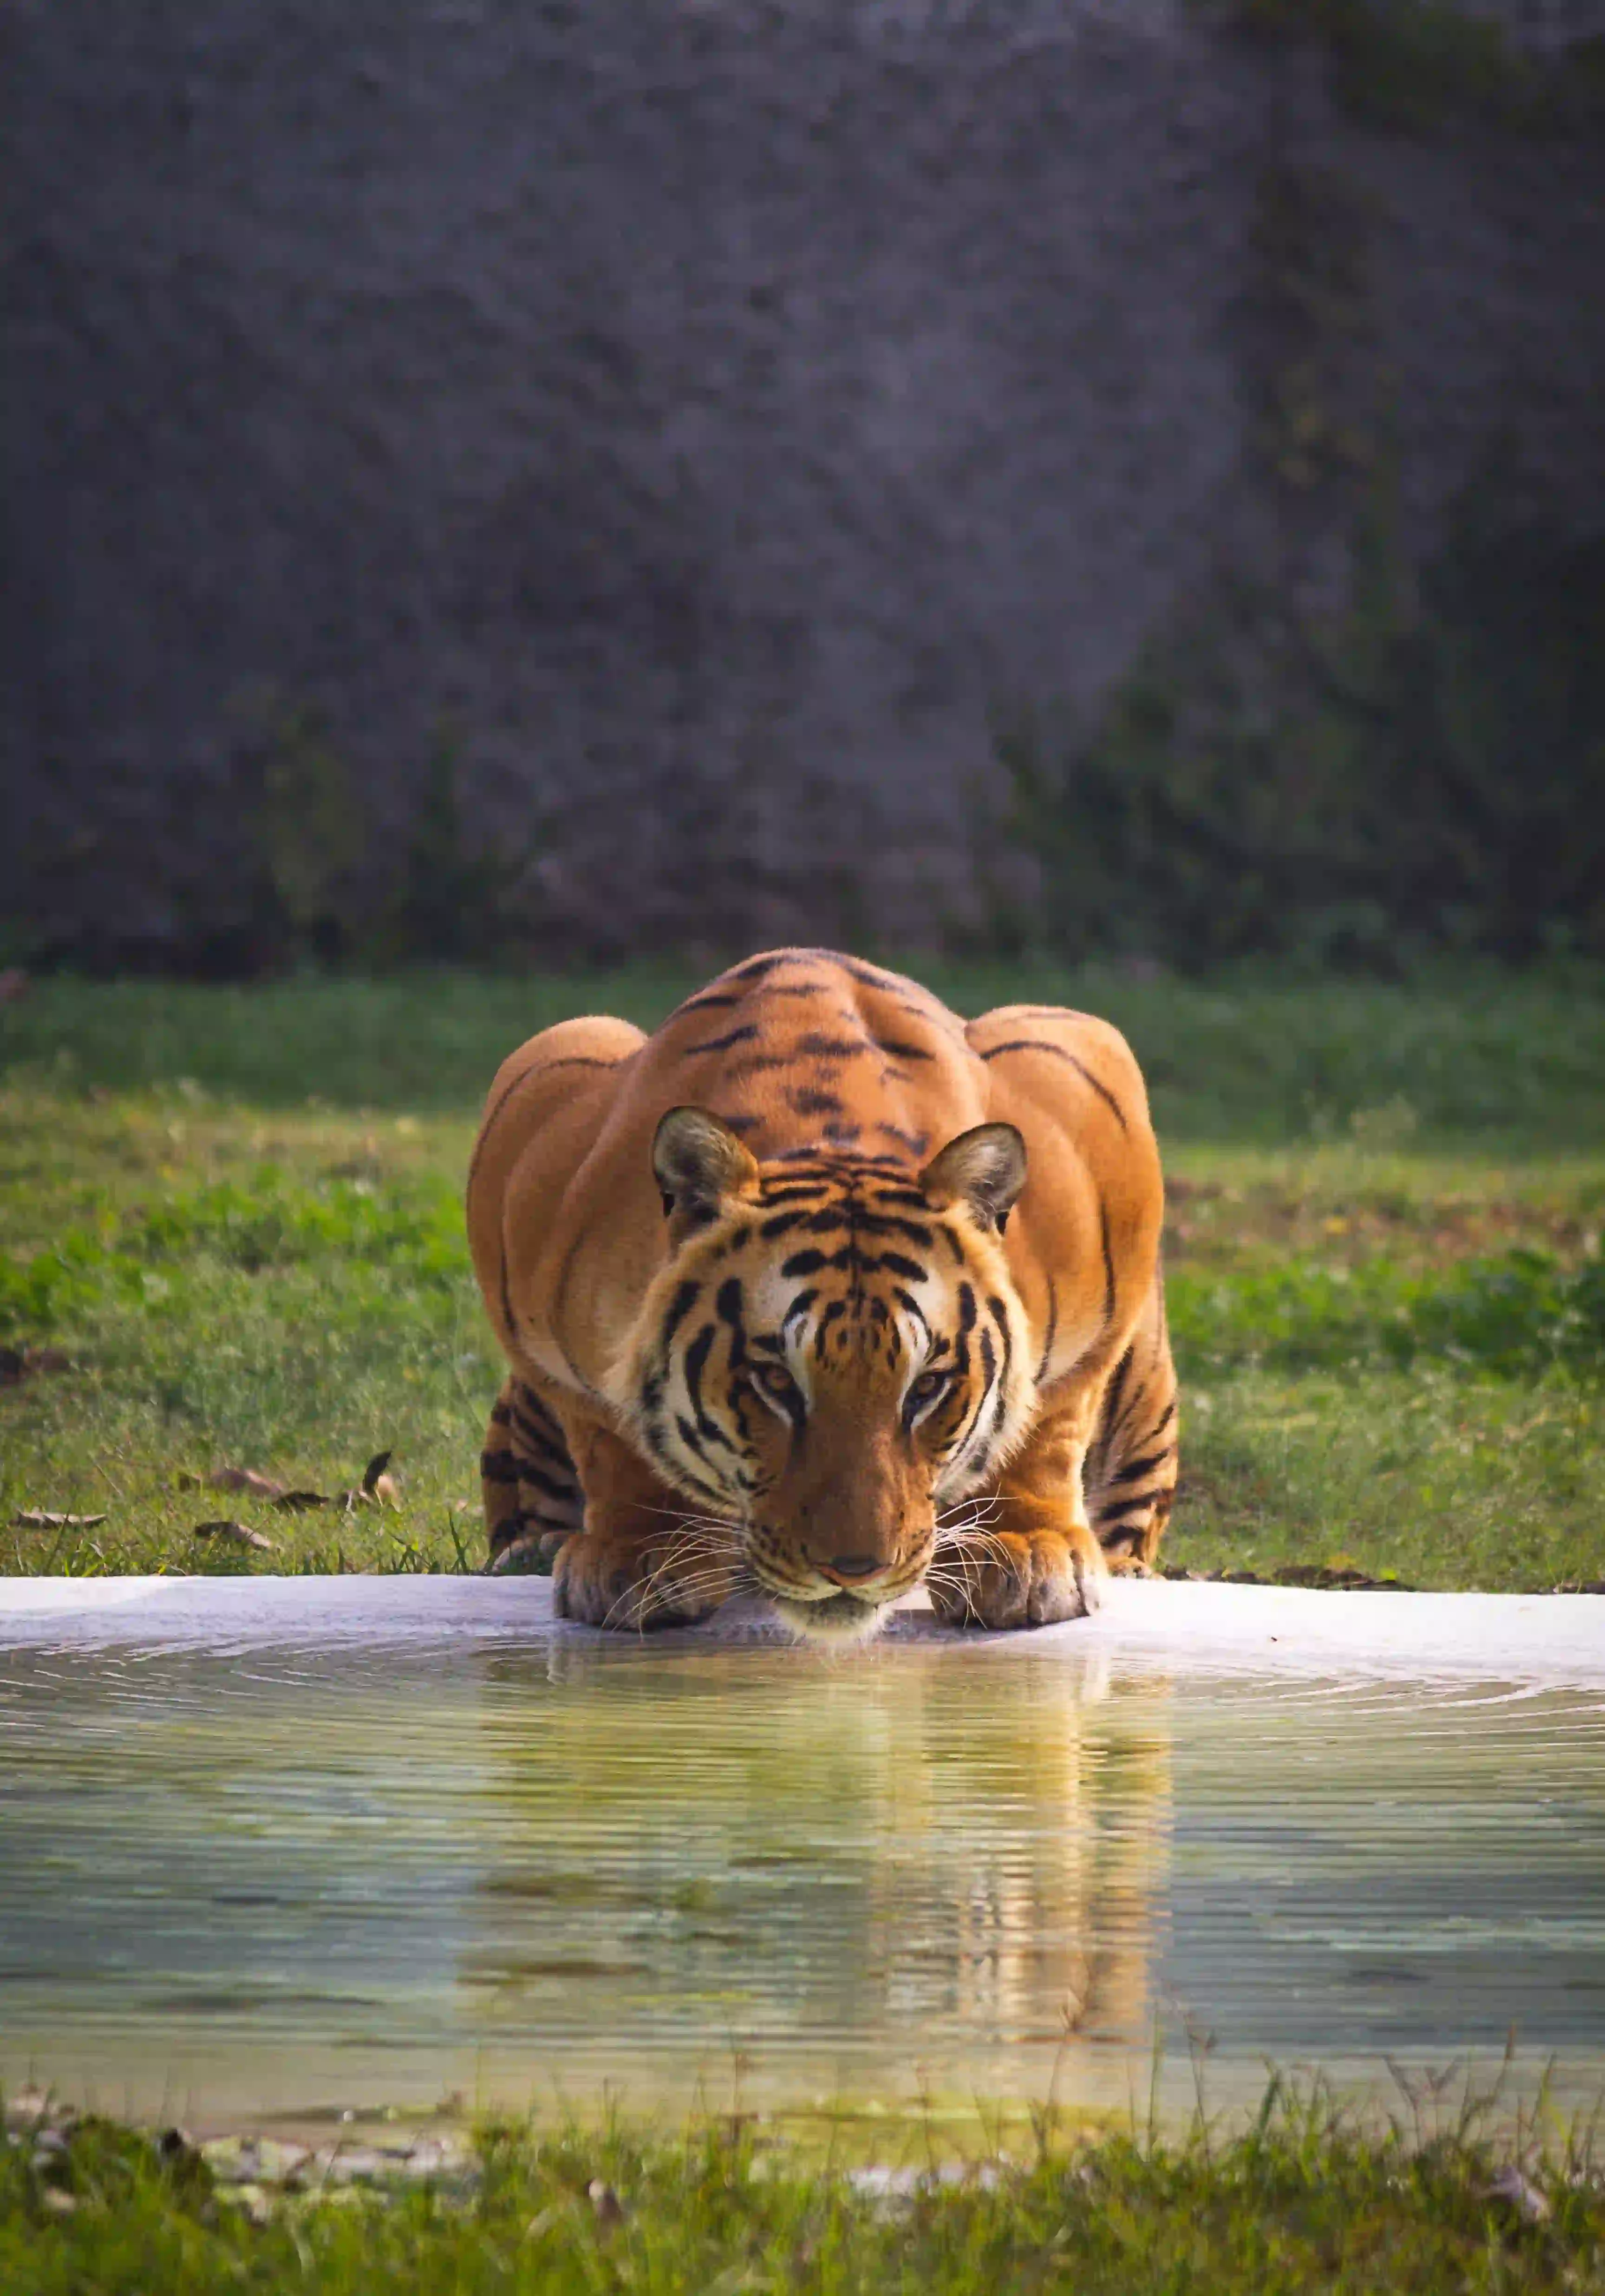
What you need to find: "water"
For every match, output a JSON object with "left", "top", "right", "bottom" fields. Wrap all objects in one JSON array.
[{"left": 3, "top": 1611, "right": 1602, "bottom": 2133}]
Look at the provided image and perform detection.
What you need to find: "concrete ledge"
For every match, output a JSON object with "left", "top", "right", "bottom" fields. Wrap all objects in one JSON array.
[{"left": 0, "top": 1573, "right": 1600, "bottom": 1685}]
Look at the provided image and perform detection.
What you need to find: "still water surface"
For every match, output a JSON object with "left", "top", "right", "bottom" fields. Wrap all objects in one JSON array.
[{"left": 2, "top": 1632, "right": 1602, "bottom": 2128}]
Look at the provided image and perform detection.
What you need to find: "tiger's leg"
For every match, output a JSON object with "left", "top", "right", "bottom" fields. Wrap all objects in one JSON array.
[
  {"left": 550, "top": 1409, "right": 739, "bottom": 1631},
  {"left": 1083, "top": 1273, "right": 1179, "bottom": 1576},
  {"left": 481, "top": 1376, "right": 585, "bottom": 1573},
  {"left": 929, "top": 1382, "right": 1108, "bottom": 1630}
]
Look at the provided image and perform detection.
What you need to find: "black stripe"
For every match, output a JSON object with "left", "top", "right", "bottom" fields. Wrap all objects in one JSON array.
[
  {"left": 715, "top": 1276, "right": 748, "bottom": 1371},
  {"left": 853, "top": 1212, "right": 934, "bottom": 1245},
  {"left": 1103, "top": 1344, "right": 1134, "bottom": 1433},
  {"left": 759, "top": 1210, "right": 809, "bottom": 1239},
  {"left": 976, "top": 1040, "right": 1128, "bottom": 1131},
  {"left": 871, "top": 1037, "right": 934, "bottom": 1062},
  {"left": 687, "top": 1023, "right": 761, "bottom": 1054},
  {"left": 659, "top": 1278, "right": 703, "bottom": 1353},
  {"left": 790, "top": 1088, "right": 843, "bottom": 1115},
  {"left": 683, "top": 1323, "right": 716, "bottom": 1423},
  {"left": 513, "top": 1461, "right": 580, "bottom": 1504},
  {"left": 831, "top": 954, "right": 910, "bottom": 991},
  {"left": 480, "top": 1451, "right": 522, "bottom": 1484},
  {"left": 673, "top": 991, "right": 742, "bottom": 1015},
  {"left": 1100, "top": 1205, "right": 1116, "bottom": 1329},
  {"left": 987, "top": 1294, "right": 1013, "bottom": 1426},
  {"left": 1111, "top": 1447, "right": 1175, "bottom": 1487},
  {"left": 795, "top": 1033, "right": 870, "bottom": 1059},
  {"left": 1034, "top": 1274, "right": 1058, "bottom": 1385},
  {"left": 875, "top": 1250, "right": 927, "bottom": 1283},
  {"left": 509, "top": 1411, "right": 571, "bottom": 1468},
  {"left": 467, "top": 1057, "right": 541, "bottom": 1192},
  {"left": 781, "top": 1249, "right": 828, "bottom": 1278},
  {"left": 955, "top": 1327, "right": 998, "bottom": 1462},
  {"left": 675, "top": 1412, "right": 710, "bottom": 1461},
  {"left": 1097, "top": 1497, "right": 1163, "bottom": 1527}
]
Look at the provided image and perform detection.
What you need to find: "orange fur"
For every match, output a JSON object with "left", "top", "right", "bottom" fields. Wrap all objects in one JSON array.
[{"left": 467, "top": 949, "right": 1177, "bottom": 1638}]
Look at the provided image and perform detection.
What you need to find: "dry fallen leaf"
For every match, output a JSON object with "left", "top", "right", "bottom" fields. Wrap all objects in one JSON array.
[
  {"left": 192, "top": 1520, "right": 276, "bottom": 1552},
  {"left": 181, "top": 1466, "right": 289, "bottom": 1501},
  {"left": 331, "top": 1448, "right": 401, "bottom": 1512},
  {"left": 13, "top": 1510, "right": 107, "bottom": 1531}
]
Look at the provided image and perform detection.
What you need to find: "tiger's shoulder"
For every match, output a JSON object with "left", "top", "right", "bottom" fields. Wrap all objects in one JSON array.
[{"left": 965, "top": 1003, "right": 1153, "bottom": 1141}]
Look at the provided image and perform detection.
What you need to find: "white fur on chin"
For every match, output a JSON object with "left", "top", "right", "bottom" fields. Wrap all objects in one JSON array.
[{"left": 771, "top": 1591, "right": 891, "bottom": 1646}]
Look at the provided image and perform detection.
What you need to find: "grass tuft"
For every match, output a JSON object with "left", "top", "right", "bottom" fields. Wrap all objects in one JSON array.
[{"left": 3, "top": 2076, "right": 1602, "bottom": 2294}]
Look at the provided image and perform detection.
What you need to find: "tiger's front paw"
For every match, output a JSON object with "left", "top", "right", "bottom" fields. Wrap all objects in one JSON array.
[
  {"left": 552, "top": 1533, "right": 736, "bottom": 1631},
  {"left": 928, "top": 1526, "right": 1105, "bottom": 1630}
]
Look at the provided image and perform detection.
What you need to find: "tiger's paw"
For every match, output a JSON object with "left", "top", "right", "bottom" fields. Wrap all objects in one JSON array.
[
  {"left": 552, "top": 1533, "right": 736, "bottom": 1631},
  {"left": 928, "top": 1526, "right": 1104, "bottom": 1631}
]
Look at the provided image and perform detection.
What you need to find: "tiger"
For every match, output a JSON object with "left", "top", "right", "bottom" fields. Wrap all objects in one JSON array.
[{"left": 465, "top": 948, "right": 1177, "bottom": 1641}]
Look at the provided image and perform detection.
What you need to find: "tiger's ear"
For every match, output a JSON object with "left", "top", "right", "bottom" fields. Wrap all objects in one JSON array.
[
  {"left": 652, "top": 1107, "right": 761, "bottom": 1228},
  {"left": 919, "top": 1122, "right": 1027, "bottom": 1235}
]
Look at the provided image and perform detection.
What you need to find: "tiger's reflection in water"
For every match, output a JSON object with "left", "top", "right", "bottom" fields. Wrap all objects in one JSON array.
[{"left": 462, "top": 1640, "right": 1171, "bottom": 2106}]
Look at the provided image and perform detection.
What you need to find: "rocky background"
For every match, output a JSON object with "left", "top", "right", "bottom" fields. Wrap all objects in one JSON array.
[{"left": 5, "top": 0, "right": 1604, "bottom": 969}]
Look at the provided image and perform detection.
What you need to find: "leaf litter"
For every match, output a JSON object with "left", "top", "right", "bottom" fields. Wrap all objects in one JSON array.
[{"left": 177, "top": 1447, "right": 400, "bottom": 1517}]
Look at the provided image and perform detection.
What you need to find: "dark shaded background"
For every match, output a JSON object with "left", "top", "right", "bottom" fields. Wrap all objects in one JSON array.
[{"left": 5, "top": 0, "right": 1604, "bottom": 970}]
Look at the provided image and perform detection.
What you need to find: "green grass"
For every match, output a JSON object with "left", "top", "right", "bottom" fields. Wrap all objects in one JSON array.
[
  {"left": 2, "top": 964, "right": 1603, "bottom": 1587},
  {"left": 5, "top": 2081, "right": 1603, "bottom": 2295},
  {"left": 6, "top": 959, "right": 1605, "bottom": 1146}
]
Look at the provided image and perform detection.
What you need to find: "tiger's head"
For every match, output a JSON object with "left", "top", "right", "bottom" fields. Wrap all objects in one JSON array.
[{"left": 609, "top": 1107, "right": 1037, "bottom": 1642}]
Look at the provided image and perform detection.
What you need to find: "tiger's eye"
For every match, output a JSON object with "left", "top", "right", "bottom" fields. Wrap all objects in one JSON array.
[
  {"left": 910, "top": 1370, "right": 946, "bottom": 1405},
  {"left": 757, "top": 1362, "right": 795, "bottom": 1398}
]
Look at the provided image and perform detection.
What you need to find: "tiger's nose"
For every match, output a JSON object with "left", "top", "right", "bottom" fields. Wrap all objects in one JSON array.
[{"left": 822, "top": 1552, "right": 886, "bottom": 1585}]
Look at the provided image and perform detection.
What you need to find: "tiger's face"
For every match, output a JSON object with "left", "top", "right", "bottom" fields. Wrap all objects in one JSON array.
[{"left": 611, "top": 1109, "right": 1036, "bottom": 1642}]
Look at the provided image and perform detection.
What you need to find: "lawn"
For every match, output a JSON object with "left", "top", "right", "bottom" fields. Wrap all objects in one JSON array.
[
  {"left": 1, "top": 961, "right": 1602, "bottom": 1589},
  {"left": 5, "top": 2080, "right": 1602, "bottom": 2296}
]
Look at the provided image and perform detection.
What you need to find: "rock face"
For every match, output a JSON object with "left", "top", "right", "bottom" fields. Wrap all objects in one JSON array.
[{"left": 5, "top": 0, "right": 1604, "bottom": 962}]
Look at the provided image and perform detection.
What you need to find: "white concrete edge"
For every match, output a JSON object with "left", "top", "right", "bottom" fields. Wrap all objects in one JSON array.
[{"left": 0, "top": 1572, "right": 1600, "bottom": 1684}]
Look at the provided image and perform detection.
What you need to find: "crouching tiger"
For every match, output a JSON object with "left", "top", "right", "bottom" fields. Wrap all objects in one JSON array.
[{"left": 466, "top": 948, "right": 1177, "bottom": 1641}]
